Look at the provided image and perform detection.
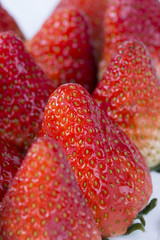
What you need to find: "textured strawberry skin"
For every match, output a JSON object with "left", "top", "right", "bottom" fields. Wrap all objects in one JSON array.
[
  {"left": 0, "top": 4, "right": 24, "bottom": 39},
  {"left": 26, "top": 7, "right": 97, "bottom": 93},
  {"left": 100, "top": 0, "right": 160, "bottom": 77},
  {"left": 0, "top": 137, "right": 101, "bottom": 240},
  {"left": 57, "top": 0, "right": 108, "bottom": 61},
  {"left": 0, "top": 139, "right": 23, "bottom": 201},
  {"left": 40, "top": 83, "right": 152, "bottom": 237},
  {"left": 94, "top": 40, "right": 160, "bottom": 168},
  {"left": 0, "top": 31, "right": 56, "bottom": 152}
]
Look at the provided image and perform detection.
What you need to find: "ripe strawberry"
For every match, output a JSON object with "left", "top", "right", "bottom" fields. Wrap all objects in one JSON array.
[
  {"left": 0, "top": 139, "right": 23, "bottom": 201},
  {"left": 0, "top": 31, "right": 56, "bottom": 152},
  {"left": 40, "top": 83, "right": 152, "bottom": 237},
  {"left": 26, "top": 7, "right": 97, "bottom": 93},
  {"left": 57, "top": 0, "right": 108, "bottom": 61},
  {"left": 100, "top": 0, "right": 160, "bottom": 77},
  {"left": 0, "top": 137, "right": 101, "bottom": 240},
  {"left": 0, "top": 4, "right": 24, "bottom": 39},
  {"left": 93, "top": 40, "right": 160, "bottom": 168}
]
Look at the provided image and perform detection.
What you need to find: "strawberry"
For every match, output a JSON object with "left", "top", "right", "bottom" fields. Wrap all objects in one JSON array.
[
  {"left": 93, "top": 40, "right": 160, "bottom": 168},
  {"left": 0, "top": 31, "right": 56, "bottom": 152},
  {"left": 40, "top": 83, "right": 152, "bottom": 237},
  {"left": 26, "top": 7, "right": 97, "bottom": 93},
  {"left": 0, "top": 4, "right": 24, "bottom": 39},
  {"left": 57, "top": 0, "right": 108, "bottom": 61},
  {"left": 100, "top": 0, "right": 160, "bottom": 78},
  {"left": 0, "top": 137, "right": 101, "bottom": 240},
  {"left": 0, "top": 139, "right": 23, "bottom": 201}
]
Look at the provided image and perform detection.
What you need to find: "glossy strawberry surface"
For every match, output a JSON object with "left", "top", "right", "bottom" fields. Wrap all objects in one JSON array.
[
  {"left": 0, "top": 137, "right": 101, "bottom": 240},
  {"left": 0, "top": 31, "right": 56, "bottom": 152},
  {"left": 57, "top": 0, "right": 108, "bottom": 61},
  {"left": 26, "top": 7, "right": 97, "bottom": 93},
  {"left": 0, "top": 139, "right": 23, "bottom": 201},
  {"left": 93, "top": 40, "right": 160, "bottom": 168},
  {"left": 100, "top": 0, "right": 160, "bottom": 77},
  {"left": 0, "top": 4, "right": 24, "bottom": 39},
  {"left": 40, "top": 83, "right": 152, "bottom": 237}
]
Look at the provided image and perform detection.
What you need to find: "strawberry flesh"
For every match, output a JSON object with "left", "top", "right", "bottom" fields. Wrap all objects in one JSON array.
[
  {"left": 100, "top": 0, "right": 160, "bottom": 77},
  {"left": 40, "top": 83, "right": 152, "bottom": 237},
  {"left": 93, "top": 40, "right": 160, "bottom": 168},
  {"left": 0, "top": 139, "right": 23, "bottom": 201},
  {"left": 26, "top": 7, "right": 97, "bottom": 93},
  {"left": 0, "top": 137, "right": 101, "bottom": 240},
  {"left": 0, "top": 31, "right": 56, "bottom": 152},
  {"left": 57, "top": 0, "right": 108, "bottom": 61}
]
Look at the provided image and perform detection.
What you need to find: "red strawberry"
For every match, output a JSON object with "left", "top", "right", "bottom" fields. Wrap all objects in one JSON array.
[
  {"left": 0, "top": 4, "right": 24, "bottom": 39},
  {"left": 0, "top": 137, "right": 101, "bottom": 240},
  {"left": 0, "top": 31, "right": 56, "bottom": 152},
  {"left": 57, "top": 0, "right": 108, "bottom": 61},
  {"left": 40, "top": 83, "right": 152, "bottom": 237},
  {"left": 93, "top": 40, "right": 160, "bottom": 168},
  {"left": 100, "top": 0, "right": 160, "bottom": 78},
  {"left": 0, "top": 139, "right": 23, "bottom": 201},
  {"left": 26, "top": 7, "right": 97, "bottom": 93}
]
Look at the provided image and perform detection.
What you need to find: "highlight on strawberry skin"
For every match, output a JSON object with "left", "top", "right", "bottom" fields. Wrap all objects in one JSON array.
[{"left": 93, "top": 40, "right": 160, "bottom": 169}]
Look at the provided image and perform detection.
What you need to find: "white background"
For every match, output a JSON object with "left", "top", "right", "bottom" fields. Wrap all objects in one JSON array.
[
  {"left": 1, "top": 0, "right": 60, "bottom": 39},
  {"left": 1, "top": 1, "right": 160, "bottom": 239}
]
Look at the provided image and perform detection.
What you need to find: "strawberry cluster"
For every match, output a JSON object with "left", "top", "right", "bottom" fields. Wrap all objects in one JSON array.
[{"left": 0, "top": 0, "right": 159, "bottom": 239}]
